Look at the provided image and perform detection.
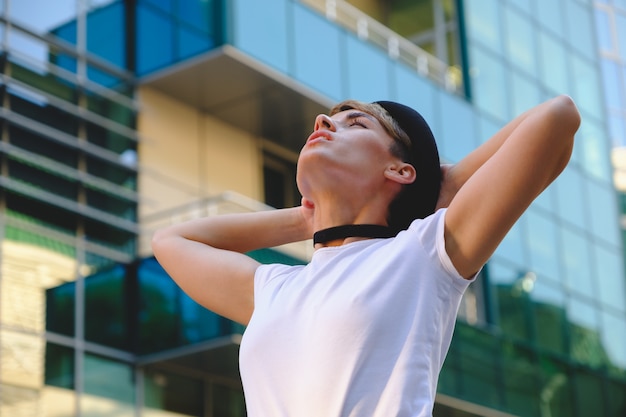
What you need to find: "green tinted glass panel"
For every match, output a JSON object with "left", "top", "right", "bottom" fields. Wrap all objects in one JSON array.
[
  {"left": 83, "top": 353, "right": 134, "bottom": 404},
  {"left": 144, "top": 369, "right": 203, "bottom": 415},
  {"left": 46, "top": 281, "right": 76, "bottom": 337},
  {"left": 85, "top": 265, "right": 128, "bottom": 349},
  {"left": 45, "top": 343, "right": 75, "bottom": 389}
]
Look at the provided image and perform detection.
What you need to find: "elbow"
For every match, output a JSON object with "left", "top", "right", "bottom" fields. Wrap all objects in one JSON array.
[
  {"left": 554, "top": 95, "right": 581, "bottom": 135},
  {"left": 151, "top": 227, "right": 173, "bottom": 258}
]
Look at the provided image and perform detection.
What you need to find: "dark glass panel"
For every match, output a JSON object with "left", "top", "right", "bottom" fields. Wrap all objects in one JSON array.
[
  {"left": 213, "top": 384, "right": 246, "bottom": 417},
  {"left": 9, "top": 59, "right": 78, "bottom": 103},
  {"left": 86, "top": 91, "right": 135, "bottom": 128},
  {"left": 607, "top": 378, "right": 626, "bottom": 417},
  {"left": 5, "top": 192, "right": 78, "bottom": 234},
  {"left": 9, "top": 124, "right": 79, "bottom": 168},
  {"left": 86, "top": 155, "right": 136, "bottom": 190},
  {"left": 537, "top": 355, "right": 575, "bottom": 417},
  {"left": 136, "top": 258, "right": 181, "bottom": 353},
  {"left": 46, "top": 282, "right": 76, "bottom": 337},
  {"left": 86, "top": 121, "right": 135, "bottom": 154},
  {"left": 532, "top": 300, "right": 567, "bottom": 354},
  {"left": 452, "top": 324, "right": 501, "bottom": 408},
  {"left": 144, "top": 369, "right": 204, "bottom": 416},
  {"left": 8, "top": 90, "right": 79, "bottom": 136},
  {"left": 84, "top": 264, "right": 128, "bottom": 349},
  {"left": 85, "top": 187, "right": 136, "bottom": 221},
  {"left": 493, "top": 279, "right": 532, "bottom": 341},
  {"left": 84, "top": 217, "right": 136, "bottom": 254},
  {"left": 136, "top": 258, "right": 244, "bottom": 355},
  {"left": 571, "top": 368, "right": 606, "bottom": 416},
  {"left": 44, "top": 343, "right": 75, "bottom": 389},
  {"left": 7, "top": 159, "right": 79, "bottom": 201},
  {"left": 87, "top": 64, "right": 126, "bottom": 90},
  {"left": 500, "top": 342, "right": 540, "bottom": 416}
]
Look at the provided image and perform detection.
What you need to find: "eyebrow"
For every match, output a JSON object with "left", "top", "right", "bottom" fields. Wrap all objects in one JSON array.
[{"left": 342, "top": 111, "right": 377, "bottom": 123}]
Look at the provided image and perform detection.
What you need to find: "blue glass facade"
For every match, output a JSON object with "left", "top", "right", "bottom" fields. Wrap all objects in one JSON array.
[{"left": 1, "top": 0, "right": 626, "bottom": 416}]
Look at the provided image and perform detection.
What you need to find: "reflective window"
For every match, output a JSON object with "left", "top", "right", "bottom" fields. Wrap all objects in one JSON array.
[
  {"left": 510, "top": 71, "right": 541, "bottom": 120},
  {"left": 524, "top": 210, "right": 560, "bottom": 282},
  {"left": 601, "top": 60, "right": 626, "bottom": 111},
  {"left": 537, "top": 355, "right": 574, "bottom": 417},
  {"left": 489, "top": 261, "right": 532, "bottom": 340},
  {"left": 507, "top": 0, "right": 533, "bottom": 14},
  {"left": 572, "top": 368, "right": 607, "bottom": 416},
  {"left": 586, "top": 179, "right": 621, "bottom": 246},
  {"left": 500, "top": 344, "right": 539, "bottom": 416},
  {"left": 538, "top": 30, "right": 569, "bottom": 94},
  {"left": 578, "top": 118, "right": 612, "bottom": 181},
  {"left": 594, "top": 8, "right": 614, "bottom": 53},
  {"left": 469, "top": 46, "right": 509, "bottom": 121},
  {"left": 494, "top": 218, "right": 526, "bottom": 266},
  {"left": 231, "top": 0, "right": 289, "bottom": 74},
  {"left": 503, "top": 7, "right": 537, "bottom": 76},
  {"left": 213, "top": 384, "right": 247, "bottom": 417},
  {"left": 609, "top": 114, "right": 626, "bottom": 147},
  {"left": 344, "top": 36, "right": 391, "bottom": 101},
  {"left": 530, "top": 279, "right": 566, "bottom": 353},
  {"left": 9, "top": 0, "right": 76, "bottom": 39},
  {"left": 565, "top": 1, "right": 595, "bottom": 59},
  {"left": 137, "top": 4, "right": 175, "bottom": 75},
  {"left": 594, "top": 244, "right": 626, "bottom": 313},
  {"left": 82, "top": 354, "right": 134, "bottom": 415},
  {"left": 560, "top": 227, "right": 594, "bottom": 297},
  {"left": 567, "top": 296, "right": 604, "bottom": 368},
  {"left": 464, "top": 0, "right": 503, "bottom": 53},
  {"left": 45, "top": 343, "right": 74, "bottom": 389},
  {"left": 600, "top": 312, "right": 626, "bottom": 372},
  {"left": 570, "top": 54, "right": 603, "bottom": 121},
  {"left": 554, "top": 166, "right": 587, "bottom": 230},
  {"left": 536, "top": 0, "right": 565, "bottom": 38},
  {"left": 617, "top": 12, "right": 626, "bottom": 61},
  {"left": 393, "top": 65, "right": 438, "bottom": 133},
  {"left": 144, "top": 368, "right": 203, "bottom": 416},
  {"left": 84, "top": 265, "right": 128, "bottom": 349},
  {"left": 438, "top": 92, "right": 477, "bottom": 163},
  {"left": 293, "top": 6, "right": 343, "bottom": 101},
  {"left": 46, "top": 281, "right": 76, "bottom": 337},
  {"left": 178, "top": 26, "right": 213, "bottom": 61}
]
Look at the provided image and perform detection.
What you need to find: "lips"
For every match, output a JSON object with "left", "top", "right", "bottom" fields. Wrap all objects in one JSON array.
[{"left": 306, "top": 131, "right": 332, "bottom": 145}]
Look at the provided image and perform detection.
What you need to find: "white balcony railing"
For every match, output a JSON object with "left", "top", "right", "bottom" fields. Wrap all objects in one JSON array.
[{"left": 300, "top": 0, "right": 463, "bottom": 94}]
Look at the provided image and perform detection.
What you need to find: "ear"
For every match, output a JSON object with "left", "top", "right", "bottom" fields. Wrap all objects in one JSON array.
[{"left": 384, "top": 162, "right": 416, "bottom": 185}]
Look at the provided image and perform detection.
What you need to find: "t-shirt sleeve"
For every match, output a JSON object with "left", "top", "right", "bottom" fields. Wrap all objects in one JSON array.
[{"left": 409, "top": 208, "right": 477, "bottom": 292}]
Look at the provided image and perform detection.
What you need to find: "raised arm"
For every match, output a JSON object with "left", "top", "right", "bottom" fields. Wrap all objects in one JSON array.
[
  {"left": 440, "top": 95, "right": 580, "bottom": 278},
  {"left": 151, "top": 206, "right": 312, "bottom": 325}
]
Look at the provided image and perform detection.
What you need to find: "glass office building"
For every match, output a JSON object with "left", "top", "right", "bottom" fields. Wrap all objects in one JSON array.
[{"left": 1, "top": 0, "right": 625, "bottom": 416}]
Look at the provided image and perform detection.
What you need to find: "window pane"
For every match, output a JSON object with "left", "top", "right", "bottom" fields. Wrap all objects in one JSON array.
[
  {"left": 572, "top": 368, "right": 607, "bottom": 416},
  {"left": 578, "top": 119, "right": 612, "bottom": 181},
  {"left": 565, "top": 2, "right": 595, "bottom": 59},
  {"left": 504, "top": 7, "right": 537, "bottom": 75},
  {"left": 537, "top": 355, "right": 575, "bottom": 417},
  {"left": 560, "top": 227, "right": 594, "bottom": 297},
  {"left": 595, "top": 9, "right": 614, "bottom": 53},
  {"left": 536, "top": 0, "right": 564, "bottom": 38},
  {"left": 469, "top": 46, "right": 509, "bottom": 121},
  {"left": 9, "top": 0, "right": 76, "bottom": 39},
  {"left": 570, "top": 54, "right": 603, "bottom": 121},
  {"left": 554, "top": 167, "right": 587, "bottom": 229},
  {"left": 137, "top": 5, "right": 174, "bottom": 75},
  {"left": 538, "top": 30, "right": 569, "bottom": 94},
  {"left": 586, "top": 179, "right": 620, "bottom": 246},
  {"left": 530, "top": 280, "right": 566, "bottom": 353},
  {"left": 144, "top": 369, "right": 204, "bottom": 416},
  {"left": 464, "top": 0, "right": 503, "bottom": 52},
  {"left": 567, "top": 297, "right": 604, "bottom": 368},
  {"left": 82, "top": 354, "right": 134, "bottom": 415},
  {"left": 489, "top": 261, "right": 532, "bottom": 340},
  {"left": 594, "top": 244, "right": 626, "bottom": 313},
  {"left": 524, "top": 210, "right": 560, "bottom": 282}
]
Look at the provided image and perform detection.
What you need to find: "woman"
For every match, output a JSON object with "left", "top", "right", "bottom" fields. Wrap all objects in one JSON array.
[{"left": 152, "top": 95, "right": 580, "bottom": 416}]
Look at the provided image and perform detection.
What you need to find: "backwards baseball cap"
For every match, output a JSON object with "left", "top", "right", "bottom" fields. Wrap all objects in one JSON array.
[{"left": 373, "top": 101, "right": 441, "bottom": 233}]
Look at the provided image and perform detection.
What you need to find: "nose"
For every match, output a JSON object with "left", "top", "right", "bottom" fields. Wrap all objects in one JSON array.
[{"left": 314, "top": 114, "right": 336, "bottom": 131}]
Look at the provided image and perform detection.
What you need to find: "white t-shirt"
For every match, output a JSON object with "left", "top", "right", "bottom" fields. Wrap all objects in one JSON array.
[{"left": 239, "top": 209, "right": 475, "bottom": 417}]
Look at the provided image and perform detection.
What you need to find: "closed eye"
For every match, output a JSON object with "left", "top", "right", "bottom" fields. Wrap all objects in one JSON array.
[{"left": 348, "top": 117, "right": 367, "bottom": 128}]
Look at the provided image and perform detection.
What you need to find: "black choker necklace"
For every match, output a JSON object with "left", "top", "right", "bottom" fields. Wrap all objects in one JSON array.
[{"left": 313, "top": 224, "right": 397, "bottom": 245}]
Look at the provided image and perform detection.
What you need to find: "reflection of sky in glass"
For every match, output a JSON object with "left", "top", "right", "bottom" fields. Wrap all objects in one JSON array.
[
  {"left": 601, "top": 311, "right": 626, "bottom": 368},
  {"left": 567, "top": 297, "right": 599, "bottom": 331},
  {"left": 10, "top": 0, "right": 76, "bottom": 33}
]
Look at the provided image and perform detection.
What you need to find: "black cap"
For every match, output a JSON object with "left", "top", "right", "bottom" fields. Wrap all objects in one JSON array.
[{"left": 374, "top": 101, "right": 441, "bottom": 232}]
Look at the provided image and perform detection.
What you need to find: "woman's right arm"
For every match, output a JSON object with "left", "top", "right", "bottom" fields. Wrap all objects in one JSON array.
[{"left": 151, "top": 206, "right": 313, "bottom": 325}]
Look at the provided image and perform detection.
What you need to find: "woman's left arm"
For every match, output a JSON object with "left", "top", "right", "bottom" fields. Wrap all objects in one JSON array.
[{"left": 441, "top": 95, "right": 581, "bottom": 278}]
